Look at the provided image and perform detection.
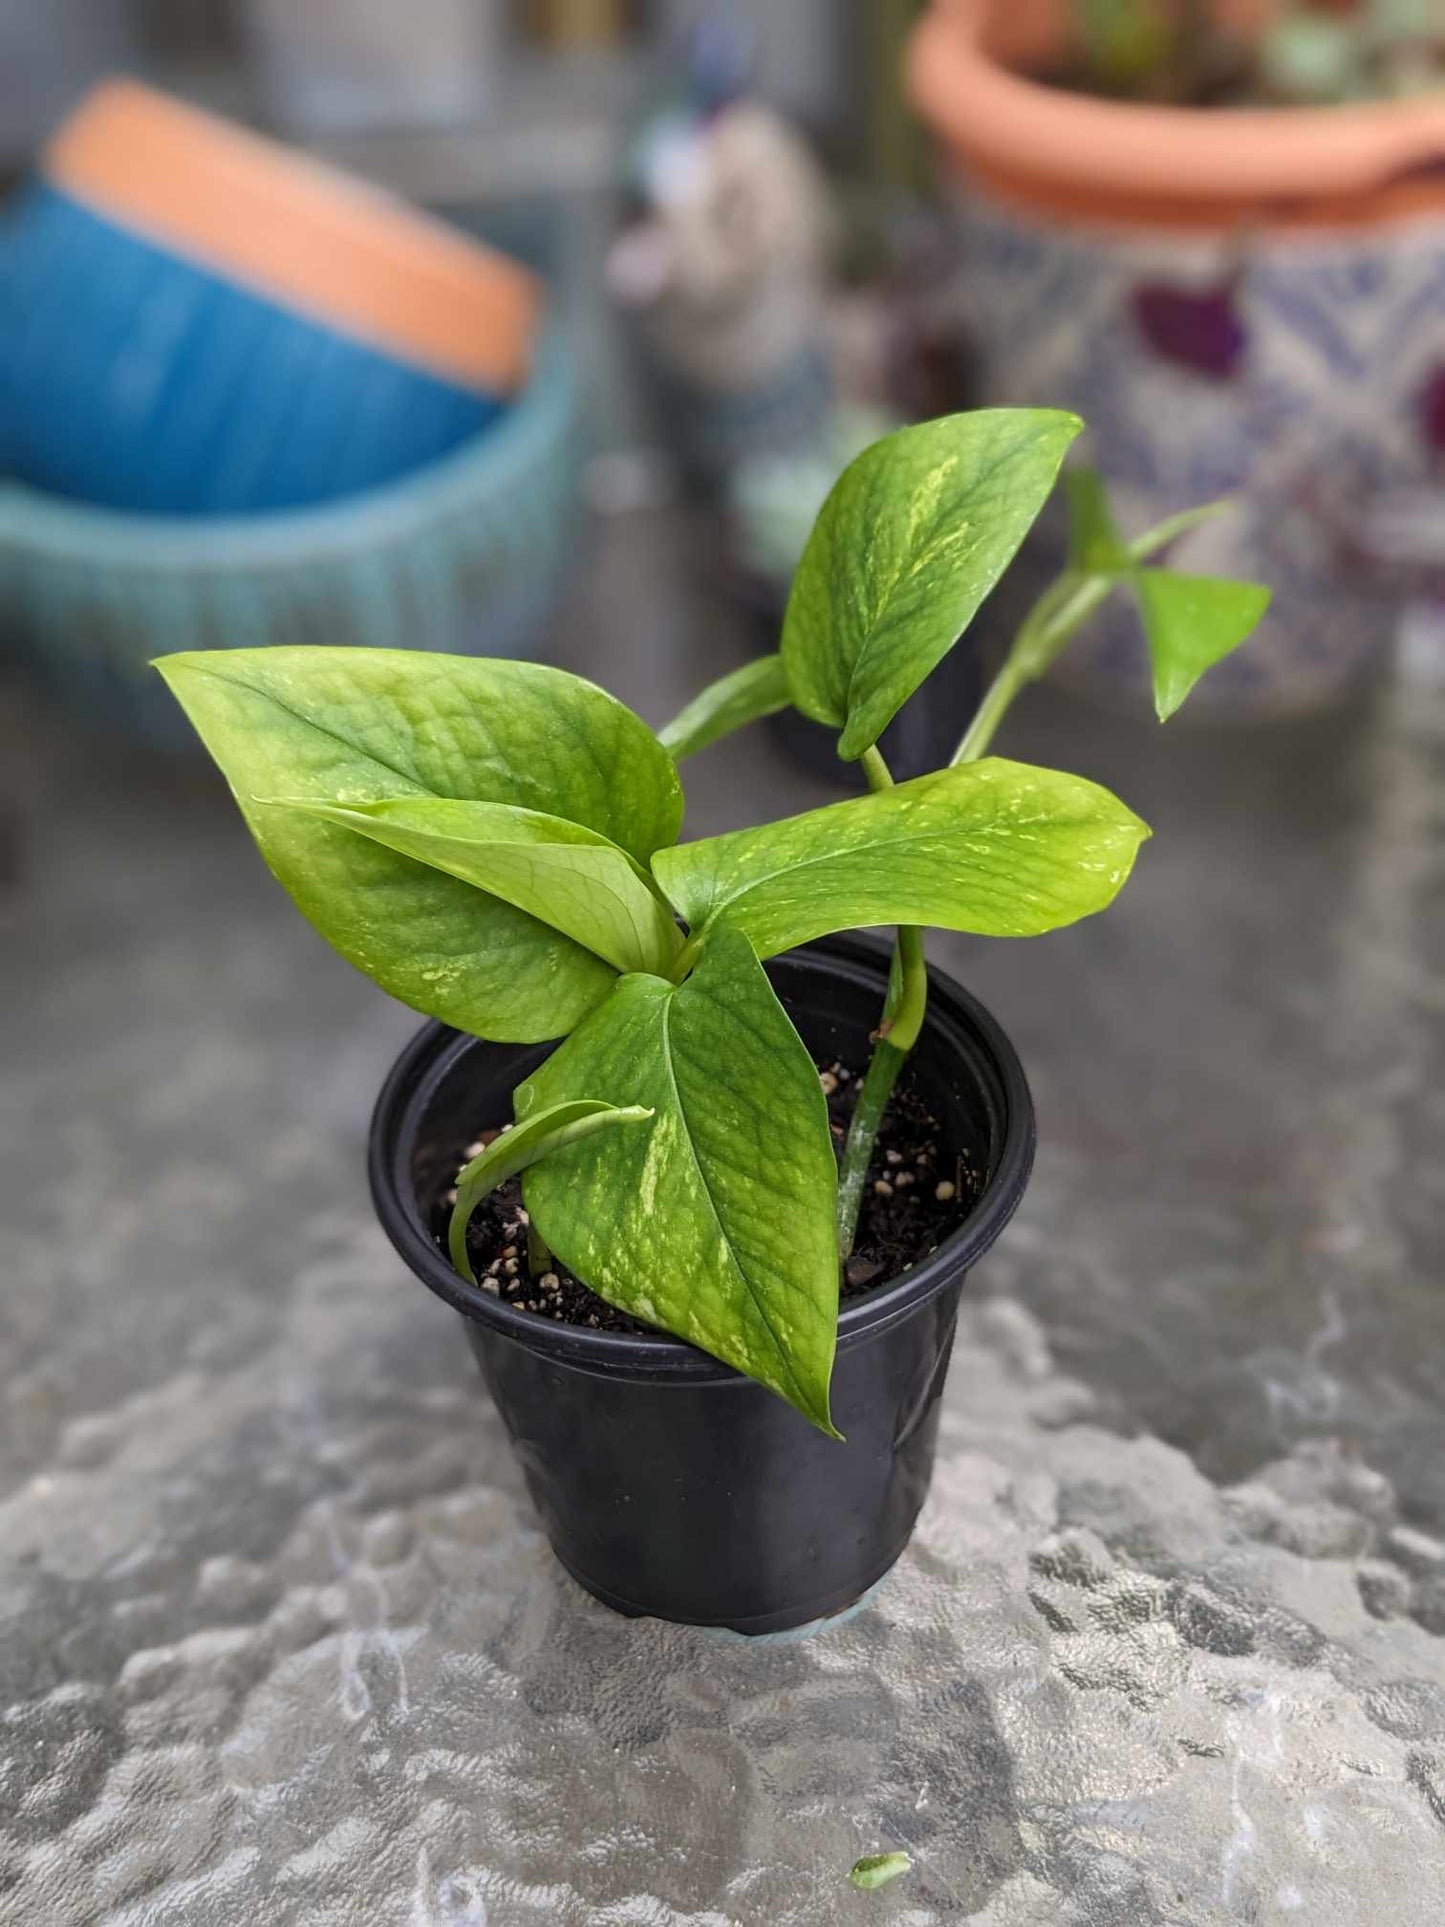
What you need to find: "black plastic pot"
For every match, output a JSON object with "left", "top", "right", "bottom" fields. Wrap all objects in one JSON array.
[{"left": 369, "top": 936, "right": 1034, "bottom": 1635}]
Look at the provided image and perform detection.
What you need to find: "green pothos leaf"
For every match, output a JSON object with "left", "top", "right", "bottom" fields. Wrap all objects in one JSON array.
[
  {"left": 260, "top": 796, "right": 682, "bottom": 978},
  {"left": 155, "top": 647, "right": 683, "bottom": 1041},
  {"left": 781, "top": 410, "right": 1081, "bottom": 760},
  {"left": 1066, "top": 467, "right": 1128, "bottom": 573},
  {"left": 654, "top": 758, "right": 1150, "bottom": 960},
  {"left": 516, "top": 922, "right": 841, "bottom": 1434},
  {"left": 1134, "top": 570, "right": 1274, "bottom": 721}
]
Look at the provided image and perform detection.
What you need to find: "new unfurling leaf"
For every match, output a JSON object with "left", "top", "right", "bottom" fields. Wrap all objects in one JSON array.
[
  {"left": 448, "top": 1100, "right": 655, "bottom": 1282},
  {"left": 1062, "top": 469, "right": 1272, "bottom": 720},
  {"left": 258, "top": 796, "right": 682, "bottom": 978}
]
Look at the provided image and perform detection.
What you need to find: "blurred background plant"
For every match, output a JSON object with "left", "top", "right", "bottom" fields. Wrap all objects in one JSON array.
[
  {"left": 1261, "top": 0, "right": 1445, "bottom": 105},
  {"left": 1067, "top": 0, "right": 1445, "bottom": 102}
]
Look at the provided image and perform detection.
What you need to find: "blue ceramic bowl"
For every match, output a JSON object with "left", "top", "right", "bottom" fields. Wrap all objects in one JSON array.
[
  {"left": 2, "top": 332, "right": 582, "bottom": 746},
  {"left": 2, "top": 182, "right": 509, "bottom": 516}
]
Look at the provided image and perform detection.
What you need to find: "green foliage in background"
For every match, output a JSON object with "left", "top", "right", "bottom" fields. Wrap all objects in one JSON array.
[{"left": 1069, "top": 0, "right": 1444, "bottom": 105}]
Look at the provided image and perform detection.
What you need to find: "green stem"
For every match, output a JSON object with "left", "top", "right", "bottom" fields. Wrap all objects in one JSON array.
[
  {"left": 951, "top": 656, "right": 1030, "bottom": 765},
  {"left": 658, "top": 653, "right": 791, "bottom": 764},
  {"left": 671, "top": 931, "right": 704, "bottom": 982},
  {"left": 841, "top": 562, "right": 1107, "bottom": 1262},
  {"left": 526, "top": 1220, "right": 553, "bottom": 1278},
  {"left": 857, "top": 748, "right": 927, "bottom": 1051},
  {"left": 837, "top": 748, "right": 928, "bottom": 1259},
  {"left": 840, "top": 494, "right": 1236, "bottom": 1255},
  {"left": 886, "top": 925, "right": 928, "bottom": 1053},
  {"left": 836, "top": 1038, "right": 908, "bottom": 1263}
]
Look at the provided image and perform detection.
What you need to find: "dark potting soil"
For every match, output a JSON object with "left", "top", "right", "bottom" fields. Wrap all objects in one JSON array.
[{"left": 430, "top": 1058, "right": 978, "bottom": 1335}]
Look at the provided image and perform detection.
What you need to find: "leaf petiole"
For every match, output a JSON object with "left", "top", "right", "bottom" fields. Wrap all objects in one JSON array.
[
  {"left": 671, "top": 931, "right": 705, "bottom": 981},
  {"left": 526, "top": 1219, "right": 553, "bottom": 1279},
  {"left": 836, "top": 748, "right": 928, "bottom": 1259},
  {"left": 659, "top": 653, "right": 791, "bottom": 764},
  {"left": 836, "top": 1035, "right": 909, "bottom": 1264}
]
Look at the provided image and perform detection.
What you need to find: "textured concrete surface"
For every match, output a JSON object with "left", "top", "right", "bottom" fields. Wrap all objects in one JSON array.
[{"left": 3, "top": 505, "right": 1444, "bottom": 1923}]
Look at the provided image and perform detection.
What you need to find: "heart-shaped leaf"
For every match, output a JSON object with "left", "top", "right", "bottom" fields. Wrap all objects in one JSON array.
[
  {"left": 781, "top": 410, "right": 1081, "bottom": 761},
  {"left": 654, "top": 758, "right": 1150, "bottom": 960},
  {"left": 517, "top": 922, "right": 841, "bottom": 1433},
  {"left": 260, "top": 797, "right": 682, "bottom": 978},
  {"left": 156, "top": 648, "right": 684, "bottom": 1041},
  {"left": 1134, "top": 570, "right": 1273, "bottom": 721}
]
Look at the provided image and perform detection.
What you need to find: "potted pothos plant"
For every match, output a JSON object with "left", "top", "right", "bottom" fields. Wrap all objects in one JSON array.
[
  {"left": 906, "top": 0, "right": 1445, "bottom": 715},
  {"left": 158, "top": 409, "right": 1268, "bottom": 1634}
]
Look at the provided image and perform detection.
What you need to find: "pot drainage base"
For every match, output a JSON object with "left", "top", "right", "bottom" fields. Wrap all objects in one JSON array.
[{"left": 694, "top": 1570, "right": 896, "bottom": 1646}]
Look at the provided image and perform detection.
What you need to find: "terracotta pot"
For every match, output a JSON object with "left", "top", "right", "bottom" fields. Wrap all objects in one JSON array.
[
  {"left": 910, "top": 0, "right": 1445, "bottom": 231},
  {"left": 906, "top": 0, "right": 1445, "bottom": 713}
]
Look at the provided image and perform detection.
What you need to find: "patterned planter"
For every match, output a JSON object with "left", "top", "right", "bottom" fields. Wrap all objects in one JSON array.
[{"left": 908, "top": 0, "right": 1445, "bottom": 713}]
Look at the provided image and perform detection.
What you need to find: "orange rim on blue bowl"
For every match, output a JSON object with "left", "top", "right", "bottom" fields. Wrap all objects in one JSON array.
[{"left": 45, "top": 78, "right": 542, "bottom": 397}]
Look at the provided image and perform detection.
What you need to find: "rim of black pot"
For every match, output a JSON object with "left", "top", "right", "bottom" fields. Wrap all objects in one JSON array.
[{"left": 368, "top": 933, "right": 1036, "bottom": 1383}]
